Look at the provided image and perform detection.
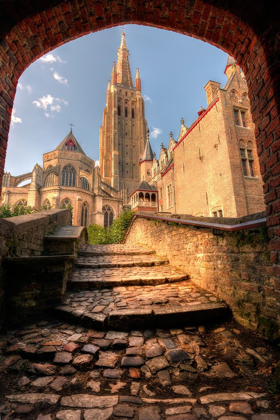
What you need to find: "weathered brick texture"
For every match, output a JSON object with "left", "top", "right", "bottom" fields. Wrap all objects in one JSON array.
[{"left": 126, "top": 216, "right": 279, "bottom": 340}]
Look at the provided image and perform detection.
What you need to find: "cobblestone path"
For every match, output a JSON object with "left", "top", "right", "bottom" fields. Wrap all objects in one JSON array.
[
  {"left": 0, "top": 318, "right": 279, "bottom": 419},
  {"left": 0, "top": 244, "right": 279, "bottom": 419},
  {"left": 57, "top": 245, "right": 228, "bottom": 329}
]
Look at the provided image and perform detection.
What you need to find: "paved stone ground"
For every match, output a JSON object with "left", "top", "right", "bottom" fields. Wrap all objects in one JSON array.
[
  {"left": 0, "top": 318, "right": 279, "bottom": 419},
  {"left": 79, "top": 245, "right": 156, "bottom": 255},
  {"left": 76, "top": 254, "right": 168, "bottom": 267},
  {"left": 1, "top": 244, "right": 279, "bottom": 419},
  {"left": 62, "top": 281, "right": 221, "bottom": 312},
  {"left": 59, "top": 244, "right": 227, "bottom": 330}
]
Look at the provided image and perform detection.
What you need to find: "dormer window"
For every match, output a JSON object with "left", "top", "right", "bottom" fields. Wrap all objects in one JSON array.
[{"left": 65, "top": 139, "right": 76, "bottom": 151}]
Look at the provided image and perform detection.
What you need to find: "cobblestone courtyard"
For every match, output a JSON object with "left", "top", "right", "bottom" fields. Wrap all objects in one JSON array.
[{"left": 0, "top": 318, "right": 279, "bottom": 420}]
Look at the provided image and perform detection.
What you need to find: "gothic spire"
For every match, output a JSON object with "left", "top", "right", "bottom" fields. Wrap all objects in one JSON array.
[
  {"left": 116, "top": 32, "right": 133, "bottom": 87},
  {"left": 140, "top": 131, "right": 153, "bottom": 162},
  {"left": 135, "top": 67, "right": 141, "bottom": 91},
  {"left": 111, "top": 61, "right": 117, "bottom": 85}
]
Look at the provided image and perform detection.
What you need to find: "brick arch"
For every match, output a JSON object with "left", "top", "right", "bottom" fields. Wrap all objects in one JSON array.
[{"left": 0, "top": 0, "right": 279, "bottom": 253}]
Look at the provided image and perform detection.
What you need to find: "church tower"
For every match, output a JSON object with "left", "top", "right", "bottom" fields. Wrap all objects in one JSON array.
[{"left": 99, "top": 32, "right": 147, "bottom": 203}]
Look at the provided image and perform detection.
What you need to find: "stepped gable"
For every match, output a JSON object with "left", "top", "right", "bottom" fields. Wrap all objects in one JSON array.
[{"left": 55, "top": 129, "right": 86, "bottom": 155}]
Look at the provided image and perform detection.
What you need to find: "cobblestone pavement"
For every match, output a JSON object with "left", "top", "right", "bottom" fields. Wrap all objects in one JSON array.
[
  {"left": 63, "top": 281, "right": 221, "bottom": 312},
  {"left": 60, "top": 244, "right": 227, "bottom": 330},
  {"left": 79, "top": 245, "right": 156, "bottom": 255},
  {"left": 0, "top": 318, "right": 279, "bottom": 419},
  {"left": 76, "top": 254, "right": 168, "bottom": 267}
]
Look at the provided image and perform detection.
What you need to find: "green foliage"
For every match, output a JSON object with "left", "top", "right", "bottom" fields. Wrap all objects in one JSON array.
[
  {"left": 108, "top": 210, "right": 135, "bottom": 243},
  {"left": 0, "top": 204, "right": 35, "bottom": 218},
  {"left": 87, "top": 210, "right": 135, "bottom": 245},
  {"left": 231, "top": 226, "right": 269, "bottom": 248},
  {"left": 87, "top": 224, "right": 110, "bottom": 245}
]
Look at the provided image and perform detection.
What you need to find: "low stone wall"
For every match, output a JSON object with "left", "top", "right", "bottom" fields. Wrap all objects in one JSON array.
[
  {"left": 0, "top": 209, "right": 72, "bottom": 331},
  {"left": 0, "top": 209, "right": 72, "bottom": 257},
  {"left": 2, "top": 255, "right": 74, "bottom": 328},
  {"left": 125, "top": 216, "right": 279, "bottom": 341}
]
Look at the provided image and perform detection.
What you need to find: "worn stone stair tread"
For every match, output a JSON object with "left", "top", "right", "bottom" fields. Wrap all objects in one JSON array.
[
  {"left": 75, "top": 255, "right": 168, "bottom": 268},
  {"left": 68, "top": 273, "right": 189, "bottom": 289},
  {"left": 79, "top": 244, "right": 155, "bottom": 256},
  {"left": 68, "top": 263, "right": 189, "bottom": 290},
  {"left": 56, "top": 301, "right": 229, "bottom": 330}
]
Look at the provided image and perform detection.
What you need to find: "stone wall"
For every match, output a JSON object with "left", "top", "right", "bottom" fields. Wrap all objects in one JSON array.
[
  {"left": 125, "top": 216, "right": 279, "bottom": 340},
  {"left": 0, "top": 209, "right": 72, "bottom": 331}
]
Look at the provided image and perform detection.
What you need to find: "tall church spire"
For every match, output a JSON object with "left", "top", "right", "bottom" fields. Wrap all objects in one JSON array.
[{"left": 116, "top": 32, "right": 133, "bottom": 87}]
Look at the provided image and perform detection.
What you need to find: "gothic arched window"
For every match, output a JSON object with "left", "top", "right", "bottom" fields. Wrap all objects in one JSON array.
[
  {"left": 81, "top": 202, "right": 88, "bottom": 226},
  {"left": 118, "top": 105, "right": 121, "bottom": 116},
  {"left": 42, "top": 199, "right": 51, "bottom": 208},
  {"left": 132, "top": 108, "right": 135, "bottom": 118},
  {"left": 103, "top": 205, "right": 114, "bottom": 229},
  {"left": 81, "top": 177, "right": 89, "bottom": 191},
  {"left": 61, "top": 165, "right": 76, "bottom": 187},
  {"left": 15, "top": 199, "right": 27, "bottom": 207},
  {"left": 44, "top": 172, "right": 55, "bottom": 187},
  {"left": 125, "top": 107, "right": 128, "bottom": 117},
  {"left": 60, "top": 198, "right": 72, "bottom": 209}
]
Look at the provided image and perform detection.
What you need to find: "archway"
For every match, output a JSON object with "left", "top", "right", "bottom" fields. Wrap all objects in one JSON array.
[{"left": 0, "top": 1, "right": 279, "bottom": 260}]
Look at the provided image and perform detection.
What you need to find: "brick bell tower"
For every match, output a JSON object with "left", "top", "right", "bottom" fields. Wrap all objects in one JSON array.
[{"left": 99, "top": 32, "right": 147, "bottom": 203}]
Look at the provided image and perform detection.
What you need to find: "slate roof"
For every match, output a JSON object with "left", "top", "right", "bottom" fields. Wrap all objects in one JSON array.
[
  {"left": 55, "top": 130, "right": 86, "bottom": 155},
  {"left": 137, "top": 180, "right": 157, "bottom": 191},
  {"left": 140, "top": 138, "right": 153, "bottom": 161}
]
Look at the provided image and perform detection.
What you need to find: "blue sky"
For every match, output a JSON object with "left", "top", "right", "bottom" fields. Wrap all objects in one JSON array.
[{"left": 6, "top": 24, "right": 228, "bottom": 176}]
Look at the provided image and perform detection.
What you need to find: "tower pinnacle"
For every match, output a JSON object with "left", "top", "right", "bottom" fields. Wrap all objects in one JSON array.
[
  {"left": 116, "top": 32, "right": 133, "bottom": 87},
  {"left": 135, "top": 67, "right": 141, "bottom": 91}
]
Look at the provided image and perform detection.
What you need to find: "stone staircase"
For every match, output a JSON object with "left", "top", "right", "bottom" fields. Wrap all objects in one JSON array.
[{"left": 56, "top": 244, "right": 230, "bottom": 330}]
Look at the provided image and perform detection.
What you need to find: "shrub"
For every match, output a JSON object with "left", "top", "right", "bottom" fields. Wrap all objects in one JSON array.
[
  {"left": 87, "top": 210, "right": 135, "bottom": 245},
  {"left": 0, "top": 204, "right": 35, "bottom": 218},
  {"left": 87, "top": 224, "right": 110, "bottom": 245},
  {"left": 108, "top": 210, "right": 135, "bottom": 243}
]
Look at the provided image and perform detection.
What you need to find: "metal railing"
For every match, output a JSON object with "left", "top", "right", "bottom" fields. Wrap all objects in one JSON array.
[{"left": 122, "top": 211, "right": 267, "bottom": 242}]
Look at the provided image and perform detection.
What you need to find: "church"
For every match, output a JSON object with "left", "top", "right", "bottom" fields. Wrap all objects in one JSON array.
[{"left": 1, "top": 33, "right": 265, "bottom": 226}]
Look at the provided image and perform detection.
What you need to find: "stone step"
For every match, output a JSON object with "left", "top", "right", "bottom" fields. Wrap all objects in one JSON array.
[
  {"left": 56, "top": 281, "right": 231, "bottom": 330},
  {"left": 75, "top": 254, "right": 168, "bottom": 269},
  {"left": 79, "top": 244, "right": 156, "bottom": 257},
  {"left": 68, "top": 265, "right": 189, "bottom": 290}
]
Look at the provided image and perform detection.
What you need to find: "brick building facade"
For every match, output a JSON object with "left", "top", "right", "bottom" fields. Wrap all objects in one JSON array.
[{"left": 139, "top": 56, "right": 265, "bottom": 218}]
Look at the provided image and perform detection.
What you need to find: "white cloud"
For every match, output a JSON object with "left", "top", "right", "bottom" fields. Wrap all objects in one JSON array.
[
  {"left": 32, "top": 94, "right": 68, "bottom": 116},
  {"left": 50, "top": 104, "right": 61, "bottom": 112},
  {"left": 143, "top": 94, "right": 152, "bottom": 103},
  {"left": 11, "top": 109, "right": 22, "bottom": 126},
  {"left": 40, "top": 53, "right": 66, "bottom": 64},
  {"left": 150, "top": 127, "right": 162, "bottom": 139},
  {"left": 95, "top": 160, "right": 100, "bottom": 167},
  {"left": 17, "top": 82, "right": 32, "bottom": 93},
  {"left": 53, "top": 72, "right": 68, "bottom": 85}
]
